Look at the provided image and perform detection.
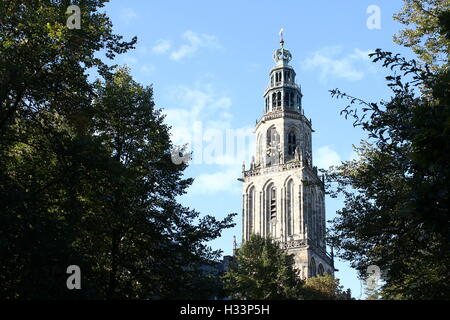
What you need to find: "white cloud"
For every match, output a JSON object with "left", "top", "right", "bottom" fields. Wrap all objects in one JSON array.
[
  {"left": 315, "top": 146, "right": 342, "bottom": 169},
  {"left": 164, "top": 84, "right": 233, "bottom": 146},
  {"left": 301, "top": 46, "right": 375, "bottom": 82},
  {"left": 120, "top": 8, "right": 138, "bottom": 24},
  {"left": 123, "top": 56, "right": 138, "bottom": 65},
  {"left": 163, "top": 83, "right": 253, "bottom": 195},
  {"left": 189, "top": 166, "right": 241, "bottom": 195},
  {"left": 170, "top": 30, "right": 220, "bottom": 61},
  {"left": 151, "top": 39, "right": 172, "bottom": 54},
  {"left": 140, "top": 64, "right": 155, "bottom": 74}
]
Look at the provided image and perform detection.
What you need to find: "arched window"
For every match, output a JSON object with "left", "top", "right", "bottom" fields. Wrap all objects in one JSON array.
[
  {"left": 290, "top": 92, "right": 294, "bottom": 107},
  {"left": 286, "top": 179, "right": 294, "bottom": 236},
  {"left": 318, "top": 194, "right": 324, "bottom": 247},
  {"left": 312, "top": 188, "right": 319, "bottom": 241},
  {"left": 272, "top": 93, "right": 276, "bottom": 109},
  {"left": 277, "top": 92, "right": 281, "bottom": 107},
  {"left": 248, "top": 186, "right": 255, "bottom": 238},
  {"left": 266, "top": 126, "right": 279, "bottom": 166},
  {"left": 283, "top": 91, "right": 289, "bottom": 107},
  {"left": 318, "top": 264, "right": 324, "bottom": 276},
  {"left": 310, "top": 257, "right": 316, "bottom": 277},
  {"left": 265, "top": 182, "right": 277, "bottom": 237},
  {"left": 288, "top": 131, "right": 296, "bottom": 156},
  {"left": 257, "top": 133, "right": 262, "bottom": 165},
  {"left": 305, "top": 186, "right": 312, "bottom": 237},
  {"left": 275, "top": 72, "right": 281, "bottom": 83},
  {"left": 270, "top": 187, "right": 276, "bottom": 220}
]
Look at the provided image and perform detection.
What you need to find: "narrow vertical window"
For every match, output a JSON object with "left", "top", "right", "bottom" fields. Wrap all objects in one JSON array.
[
  {"left": 270, "top": 187, "right": 276, "bottom": 220},
  {"left": 248, "top": 186, "right": 255, "bottom": 237},
  {"left": 310, "top": 258, "right": 316, "bottom": 277},
  {"left": 283, "top": 91, "right": 289, "bottom": 107},
  {"left": 286, "top": 180, "right": 293, "bottom": 236},
  {"left": 318, "top": 264, "right": 324, "bottom": 276},
  {"left": 265, "top": 182, "right": 277, "bottom": 236},
  {"left": 288, "top": 131, "right": 296, "bottom": 156}
]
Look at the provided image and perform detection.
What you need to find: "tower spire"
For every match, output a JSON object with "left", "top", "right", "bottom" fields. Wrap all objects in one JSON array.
[{"left": 279, "top": 28, "right": 284, "bottom": 47}]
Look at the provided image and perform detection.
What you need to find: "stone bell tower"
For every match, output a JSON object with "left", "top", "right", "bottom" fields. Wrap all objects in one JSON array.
[{"left": 241, "top": 30, "right": 334, "bottom": 278}]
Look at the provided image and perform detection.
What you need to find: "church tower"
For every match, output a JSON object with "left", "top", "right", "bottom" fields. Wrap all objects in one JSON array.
[{"left": 241, "top": 31, "right": 334, "bottom": 278}]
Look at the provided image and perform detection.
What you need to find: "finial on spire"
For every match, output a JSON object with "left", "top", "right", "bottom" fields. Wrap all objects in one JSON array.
[
  {"left": 279, "top": 28, "right": 284, "bottom": 47},
  {"left": 273, "top": 28, "right": 292, "bottom": 64}
]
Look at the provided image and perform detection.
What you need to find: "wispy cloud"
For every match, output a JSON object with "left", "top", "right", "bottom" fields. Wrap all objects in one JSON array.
[
  {"left": 120, "top": 8, "right": 138, "bottom": 24},
  {"left": 314, "top": 145, "right": 361, "bottom": 170},
  {"left": 314, "top": 146, "right": 342, "bottom": 169},
  {"left": 151, "top": 39, "right": 172, "bottom": 54},
  {"left": 301, "top": 46, "right": 375, "bottom": 82},
  {"left": 123, "top": 56, "right": 138, "bottom": 65},
  {"left": 164, "top": 83, "right": 233, "bottom": 146},
  {"left": 163, "top": 83, "right": 252, "bottom": 195},
  {"left": 140, "top": 64, "right": 155, "bottom": 74},
  {"left": 170, "top": 30, "right": 220, "bottom": 61},
  {"left": 189, "top": 166, "right": 241, "bottom": 195}
]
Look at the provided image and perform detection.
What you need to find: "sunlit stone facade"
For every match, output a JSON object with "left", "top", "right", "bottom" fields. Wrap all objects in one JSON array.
[{"left": 241, "top": 36, "right": 334, "bottom": 278}]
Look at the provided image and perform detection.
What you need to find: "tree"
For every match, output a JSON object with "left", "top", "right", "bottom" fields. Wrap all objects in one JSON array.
[
  {"left": 326, "top": 49, "right": 450, "bottom": 299},
  {"left": 0, "top": 1, "right": 235, "bottom": 299},
  {"left": 0, "top": 0, "right": 136, "bottom": 299},
  {"left": 302, "top": 273, "right": 352, "bottom": 300},
  {"left": 0, "top": 0, "right": 137, "bottom": 133},
  {"left": 393, "top": 0, "right": 450, "bottom": 71},
  {"left": 222, "top": 234, "right": 302, "bottom": 299},
  {"left": 88, "top": 67, "right": 236, "bottom": 299}
]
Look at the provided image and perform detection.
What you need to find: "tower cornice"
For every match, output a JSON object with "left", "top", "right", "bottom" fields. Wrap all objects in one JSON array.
[{"left": 255, "top": 110, "right": 313, "bottom": 132}]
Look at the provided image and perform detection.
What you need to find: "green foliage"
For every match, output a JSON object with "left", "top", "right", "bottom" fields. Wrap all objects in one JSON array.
[
  {"left": 222, "top": 234, "right": 302, "bottom": 299},
  {"left": 393, "top": 0, "right": 450, "bottom": 70},
  {"left": 0, "top": 0, "right": 235, "bottom": 299},
  {"left": 222, "top": 235, "right": 351, "bottom": 300},
  {"left": 327, "top": 49, "right": 450, "bottom": 299},
  {"left": 303, "top": 273, "right": 352, "bottom": 300},
  {"left": 87, "top": 67, "right": 236, "bottom": 299}
]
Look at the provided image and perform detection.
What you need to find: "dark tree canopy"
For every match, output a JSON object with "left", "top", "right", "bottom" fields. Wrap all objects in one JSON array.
[
  {"left": 327, "top": 49, "right": 450, "bottom": 299},
  {"left": 0, "top": 1, "right": 235, "bottom": 299},
  {"left": 222, "top": 234, "right": 303, "bottom": 300},
  {"left": 393, "top": 0, "right": 450, "bottom": 71},
  {"left": 222, "top": 234, "right": 350, "bottom": 300}
]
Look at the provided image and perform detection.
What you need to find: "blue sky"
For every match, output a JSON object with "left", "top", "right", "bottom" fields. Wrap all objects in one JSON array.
[{"left": 101, "top": 0, "right": 417, "bottom": 299}]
